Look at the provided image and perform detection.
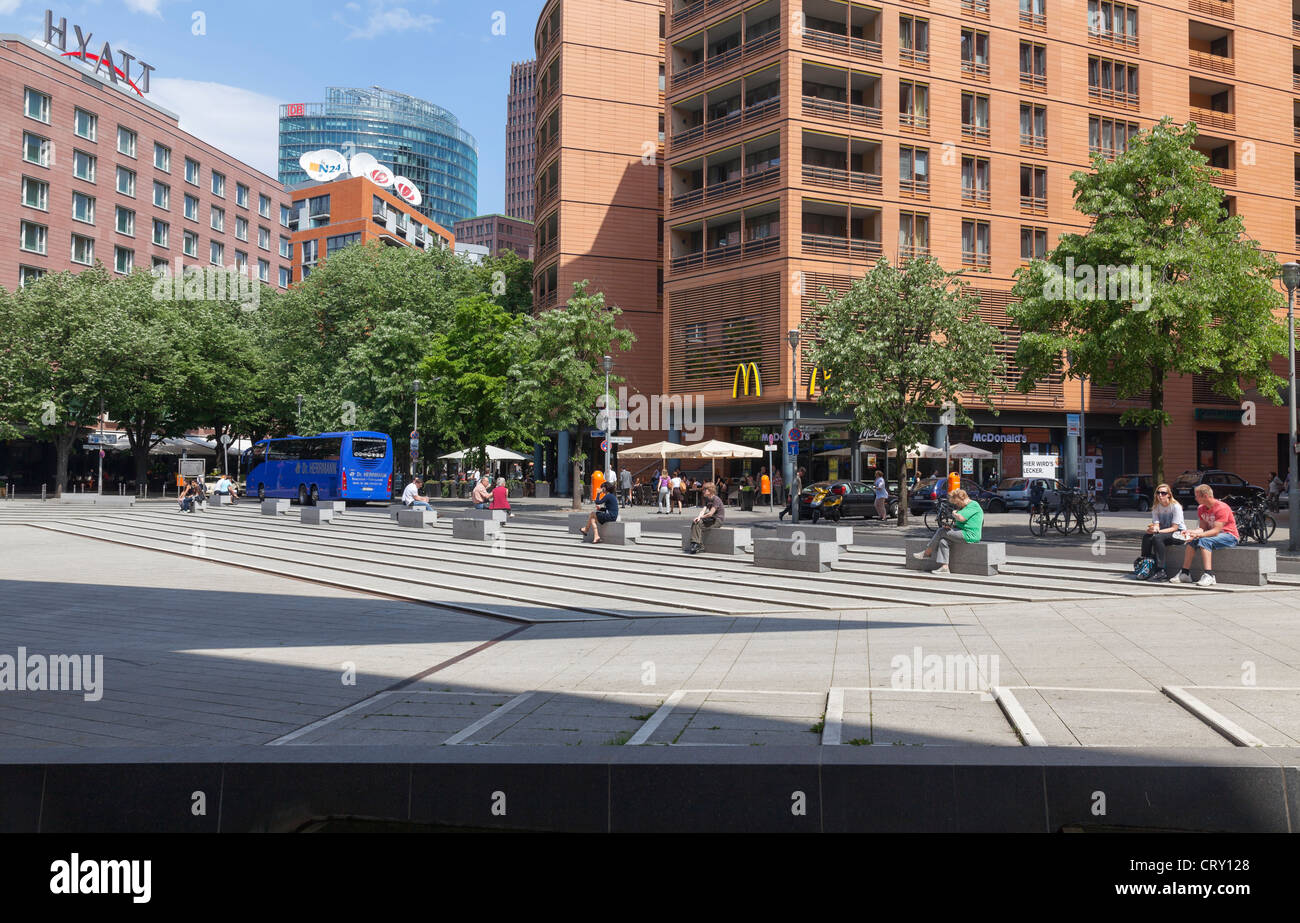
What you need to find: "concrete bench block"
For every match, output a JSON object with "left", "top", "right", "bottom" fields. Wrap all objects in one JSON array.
[
  {"left": 679, "top": 524, "right": 752, "bottom": 554},
  {"left": 261, "top": 499, "right": 290, "bottom": 516},
  {"left": 1188, "top": 545, "right": 1276, "bottom": 587},
  {"left": 55, "top": 496, "right": 135, "bottom": 507},
  {"left": 904, "top": 538, "right": 1006, "bottom": 576},
  {"left": 321, "top": 500, "right": 346, "bottom": 515},
  {"left": 772, "top": 523, "right": 854, "bottom": 546},
  {"left": 582, "top": 521, "right": 640, "bottom": 545},
  {"left": 534, "top": 483, "right": 550, "bottom": 498},
  {"left": 452, "top": 517, "right": 501, "bottom": 541},
  {"left": 397, "top": 509, "right": 438, "bottom": 528},
  {"left": 459, "top": 508, "right": 508, "bottom": 522},
  {"left": 754, "top": 537, "right": 839, "bottom": 573},
  {"left": 567, "top": 512, "right": 592, "bottom": 533},
  {"left": 300, "top": 507, "right": 334, "bottom": 525}
]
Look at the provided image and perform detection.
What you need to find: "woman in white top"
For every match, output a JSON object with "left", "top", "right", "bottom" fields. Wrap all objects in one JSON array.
[
  {"left": 669, "top": 473, "right": 684, "bottom": 514},
  {"left": 872, "top": 469, "right": 889, "bottom": 522},
  {"left": 1140, "top": 482, "right": 1186, "bottom": 581}
]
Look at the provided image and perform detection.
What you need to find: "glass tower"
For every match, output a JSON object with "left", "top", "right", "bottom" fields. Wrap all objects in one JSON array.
[{"left": 279, "top": 87, "right": 478, "bottom": 229}]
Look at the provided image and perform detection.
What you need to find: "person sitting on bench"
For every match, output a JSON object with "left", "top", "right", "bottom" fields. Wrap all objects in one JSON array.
[
  {"left": 686, "top": 482, "right": 725, "bottom": 554},
  {"left": 580, "top": 482, "right": 618, "bottom": 544},
  {"left": 471, "top": 476, "right": 491, "bottom": 509},
  {"left": 911, "top": 488, "right": 983, "bottom": 574},
  {"left": 401, "top": 476, "right": 433, "bottom": 510},
  {"left": 1171, "top": 483, "right": 1238, "bottom": 588}
]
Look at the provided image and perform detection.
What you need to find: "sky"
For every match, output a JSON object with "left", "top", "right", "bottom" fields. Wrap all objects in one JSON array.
[{"left": 1, "top": 0, "right": 547, "bottom": 215}]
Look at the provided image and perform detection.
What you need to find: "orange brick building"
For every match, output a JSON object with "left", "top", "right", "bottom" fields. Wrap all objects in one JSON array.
[
  {"left": 287, "top": 175, "right": 453, "bottom": 283},
  {"left": 654, "top": 0, "right": 1295, "bottom": 490}
]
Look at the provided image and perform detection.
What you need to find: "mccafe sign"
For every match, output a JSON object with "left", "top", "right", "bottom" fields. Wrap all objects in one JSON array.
[{"left": 43, "top": 9, "right": 156, "bottom": 97}]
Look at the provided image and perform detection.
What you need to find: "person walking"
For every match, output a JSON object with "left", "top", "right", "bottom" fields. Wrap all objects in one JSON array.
[
  {"left": 1171, "top": 484, "right": 1239, "bottom": 588},
  {"left": 620, "top": 467, "right": 633, "bottom": 506},
  {"left": 759, "top": 467, "right": 771, "bottom": 507},
  {"left": 872, "top": 468, "right": 889, "bottom": 522},
  {"left": 1138, "top": 483, "right": 1185, "bottom": 582},
  {"left": 912, "top": 488, "right": 983, "bottom": 574},
  {"left": 778, "top": 467, "right": 805, "bottom": 521},
  {"left": 580, "top": 482, "right": 618, "bottom": 544},
  {"left": 657, "top": 469, "right": 671, "bottom": 514},
  {"left": 1267, "top": 472, "right": 1283, "bottom": 512},
  {"left": 670, "top": 471, "right": 684, "bottom": 514},
  {"left": 685, "top": 482, "right": 724, "bottom": 554}
]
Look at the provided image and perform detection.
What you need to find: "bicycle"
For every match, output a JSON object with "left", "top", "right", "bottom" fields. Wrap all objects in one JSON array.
[
  {"left": 1231, "top": 495, "right": 1276, "bottom": 544},
  {"left": 1027, "top": 499, "right": 1053, "bottom": 537},
  {"left": 924, "top": 499, "right": 955, "bottom": 532},
  {"left": 1051, "top": 488, "right": 1098, "bottom": 536}
]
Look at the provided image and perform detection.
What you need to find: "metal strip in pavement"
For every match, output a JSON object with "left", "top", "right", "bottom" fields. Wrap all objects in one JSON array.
[
  {"left": 443, "top": 692, "right": 536, "bottom": 745},
  {"left": 1162, "top": 685, "right": 1269, "bottom": 748},
  {"left": 626, "top": 690, "right": 687, "bottom": 746},
  {"left": 992, "top": 686, "right": 1045, "bottom": 747},
  {"left": 822, "top": 688, "right": 845, "bottom": 746}
]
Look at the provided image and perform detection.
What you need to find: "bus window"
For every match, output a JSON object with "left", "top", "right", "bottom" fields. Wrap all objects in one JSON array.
[{"left": 351, "top": 437, "right": 388, "bottom": 459}]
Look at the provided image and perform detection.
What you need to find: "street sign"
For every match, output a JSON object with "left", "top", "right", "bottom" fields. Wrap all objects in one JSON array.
[
  {"left": 961, "top": 457, "right": 974, "bottom": 474},
  {"left": 787, "top": 441, "right": 799, "bottom": 456},
  {"left": 789, "top": 427, "right": 803, "bottom": 441},
  {"left": 600, "top": 439, "right": 609, "bottom": 452},
  {"left": 179, "top": 459, "right": 205, "bottom": 478},
  {"left": 590, "top": 430, "right": 606, "bottom": 438},
  {"left": 609, "top": 436, "right": 633, "bottom": 444},
  {"left": 1066, "top": 413, "right": 1081, "bottom": 437},
  {"left": 220, "top": 434, "right": 232, "bottom": 446},
  {"left": 409, "top": 430, "right": 419, "bottom": 453},
  {"left": 764, "top": 444, "right": 777, "bottom": 452}
]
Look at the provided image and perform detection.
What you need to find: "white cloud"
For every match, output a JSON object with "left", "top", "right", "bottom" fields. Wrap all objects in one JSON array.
[
  {"left": 335, "top": 1, "right": 439, "bottom": 40},
  {"left": 124, "top": 0, "right": 163, "bottom": 15},
  {"left": 0, "top": 0, "right": 23, "bottom": 14},
  {"left": 147, "top": 77, "right": 281, "bottom": 177}
]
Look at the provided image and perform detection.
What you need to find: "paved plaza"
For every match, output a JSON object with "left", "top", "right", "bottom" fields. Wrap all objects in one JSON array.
[{"left": 2, "top": 499, "right": 1299, "bottom": 753}]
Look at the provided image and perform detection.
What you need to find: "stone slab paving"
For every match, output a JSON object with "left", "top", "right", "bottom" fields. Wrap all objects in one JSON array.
[{"left": 3, "top": 504, "right": 1300, "bottom": 752}]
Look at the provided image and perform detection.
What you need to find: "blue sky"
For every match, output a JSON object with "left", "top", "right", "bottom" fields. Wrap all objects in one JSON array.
[{"left": 2, "top": 0, "right": 546, "bottom": 215}]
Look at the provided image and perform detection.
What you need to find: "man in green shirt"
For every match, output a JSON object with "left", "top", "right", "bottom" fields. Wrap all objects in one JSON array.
[{"left": 912, "top": 488, "right": 983, "bottom": 574}]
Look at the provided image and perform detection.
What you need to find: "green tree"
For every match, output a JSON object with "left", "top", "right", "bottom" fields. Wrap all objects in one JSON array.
[
  {"left": 1009, "top": 118, "right": 1286, "bottom": 483},
  {"left": 803, "top": 257, "right": 1004, "bottom": 523},
  {"left": 473, "top": 250, "right": 535, "bottom": 316}
]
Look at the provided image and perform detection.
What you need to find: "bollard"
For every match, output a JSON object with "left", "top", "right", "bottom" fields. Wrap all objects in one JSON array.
[{"left": 42, "top": 484, "right": 47, "bottom": 501}]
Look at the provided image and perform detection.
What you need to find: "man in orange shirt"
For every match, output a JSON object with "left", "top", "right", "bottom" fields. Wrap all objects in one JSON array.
[{"left": 760, "top": 468, "right": 771, "bottom": 503}]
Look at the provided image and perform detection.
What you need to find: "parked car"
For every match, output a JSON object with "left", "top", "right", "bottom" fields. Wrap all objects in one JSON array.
[
  {"left": 1171, "top": 470, "right": 1264, "bottom": 509},
  {"left": 993, "top": 477, "right": 1063, "bottom": 512},
  {"left": 1106, "top": 474, "right": 1155, "bottom": 511},
  {"left": 908, "top": 477, "right": 1000, "bottom": 514},
  {"left": 797, "top": 480, "right": 899, "bottom": 522}
]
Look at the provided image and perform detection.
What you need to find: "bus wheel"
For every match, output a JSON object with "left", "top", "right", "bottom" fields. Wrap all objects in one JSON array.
[
  {"left": 309, "top": 485, "right": 319, "bottom": 505},
  {"left": 257, "top": 484, "right": 265, "bottom": 501},
  {"left": 298, "top": 484, "right": 309, "bottom": 506}
]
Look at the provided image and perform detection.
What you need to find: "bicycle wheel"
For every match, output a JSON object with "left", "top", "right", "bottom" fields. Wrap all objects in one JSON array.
[
  {"left": 1051, "top": 506, "right": 1072, "bottom": 535},
  {"left": 1078, "top": 502, "right": 1098, "bottom": 535},
  {"left": 1259, "top": 514, "right": 1277, "bottom": 542},
  {"left": 924, "top": 508, "right": 938, "bottom": 532},
  {"left": 1028, "top": 507, "right": 1047, "bottom": 537}
]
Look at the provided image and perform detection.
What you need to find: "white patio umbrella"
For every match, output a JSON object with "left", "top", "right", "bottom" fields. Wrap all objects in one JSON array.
[
  {"left": 616, "top": 440, "right": 691, "bottom": 459},
  {"left": 150, "top": 437, "right": 217, "bottom": 456},
  {"left": 438, "top": 445, "right": 529, "bottom": 462},
  {"left": 887, "top": 443, "right": 945, "bottom": 458},
  {"left": 670, "top": 438, "right": 763, "bottom": 482},
  {"left": 947, "top": 442, "right": 995, "bottom": 459}
]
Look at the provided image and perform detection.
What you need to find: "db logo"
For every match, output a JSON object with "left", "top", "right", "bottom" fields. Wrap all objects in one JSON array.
[{"left": 287, "top": 103, "right": 305, "bottom": 117}]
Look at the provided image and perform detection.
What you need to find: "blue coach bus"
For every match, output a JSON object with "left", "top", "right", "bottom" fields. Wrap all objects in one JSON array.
[{"left": 243, "top": 432, "right": 393, "bottom": 505}]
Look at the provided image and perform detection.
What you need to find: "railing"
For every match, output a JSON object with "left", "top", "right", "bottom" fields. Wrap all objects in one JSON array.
[
  {"left": 899, "top": 177, "right": 930, "bottom": 198},
  {"left": 1088, "top": 29, "right": 1139, "bottom": 50},
  {"left": 1187, "top": 0, "right": 1233, "bottom": 19},
  {"left": 670, "top": 235, "right": 781, "bottom": 272},
  {"left": 1089, "top": 144, "right": 1123, "bottom": 161},
  {"left": 1293, "top": 73, "right": 1300, "bottom": 92},
  {"left": 669, "top": 29, "right": 780, "bottom": 91},
  {"left": 1206, "top": 167, "right": 1235, "bottom": 187},
  {"left": 1020, "top": 133, "right": 1048, "bottom": 152},
  {"left": 802, "top": 28, "right": 882, "bottom": 63},
  {"left": 537, "top": 184, "right": 558, "bottom": 209},
  {"left": 673, "top": 97, "right": 779, "bottom": 147},
  {"left": 673, "top": 59, "right": 706, "bottom": 87},
  {"left": 1294, "top": 125, "right": 1300, "bottom": 144},
  {"left": 962, "top": 250, "right": 991, "bottom": 270},
  {"left": 538, "top": 289, "right": 558, "bottom": 308},
  {"left": 1019, "top": 9, "right": 1046, "bottom": 30},
  {"left": 801, "top": 234, "right": 882, "bottom": 259},
  {"left": 1020, "top": 194, "right": 1048, "bottom": 215},
  {"left": 802, "top": 164, "right": 882, "bottom": 194},
  {"left": 1295, "top": 234, "right": 1300, "bottom": 252},
  {"left": 1088, "top": 86, "right": 1139, "bottom": 109},
  {"left": 1188, "top": 49, "right": 1234, "bottom": 76},
  {"left": 1020, "top": 72, "right": 1047, "bottom": 92},
  {"left": 1189, "top": 106, "right": 1235, "bottom": 131},
  {"left": 961, "top": 0, "right": 989, "bottom": 18},
  {"left": 538, "top": 131, "right": 559, "bottom": 160},
  {"left": 962, "top": 186, "right": 991, "bottom": 206},
  {"left": 801, "top": 95, "right": 882, "bottom": 128},
  {"left": 669, "top": 165, "right": 779, "bottom": 211},
  {"left": 961, "top": 60, "right": 990, "bottom": 80},
  {"left": 537, "top": 81, "right": 559, "bottom": 111},
  {"left": 1294, "top": 17, "right": 1300, "bottom": 39},
  {"left": 899, "top": 111, "right": 929, "bottom": 132},
  {"left": 898, "top": 244, "right": 929, "bottom": 260},
  {"left": 962, "top": 123, "right": 990, "bottom": 142},
  {"left": 670, "top": 0, "right": 740, "bottom": 32},
  {"left": 537, "top": 237, "right": 558, "bottom": 260},
  {"left": 899, "top": 47, "right": 929, "bottom": 68},
  {"left": 1296, "top": 179, "right": 1300, "bottom": 197}
]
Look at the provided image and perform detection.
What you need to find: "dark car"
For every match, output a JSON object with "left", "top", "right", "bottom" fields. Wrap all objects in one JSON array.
[
  {"left": 908, "top": 477, "right": 1000, "bottom": 514},
  {"left": 1107, "top": 474, "right": 1155, "bottom": 511},
  {"left": 1171, "top": 470, "right": 1265, "bottom": 509},
  {"left": 797, "top": 480, "right": 899, "bottom": 522}
]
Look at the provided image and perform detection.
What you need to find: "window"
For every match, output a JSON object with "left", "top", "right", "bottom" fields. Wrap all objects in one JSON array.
[
  {"left": 235, "top": 250, "right": 248, "bottom": 271},
  {"left": 117, "top": 126, "right": 137, "bottom": 157},
  {"left": 153, "top": 218, "right": 169, "bottom": 247},
  {"left": 23, "top": 132, "right": 50, "bottom": 167},
  {"left": 154, "top": 181, "right": 170, "bottom": 209},
  {"left": 20, "top": 221, "right": 47, "bottom": 254},
  {"left": 74, "top": 108, "right": 97, "bottom": 141},
  {"left": 898, "top": 211, "right": 929, "bottom": 259},
  {"left": 152, "top": 256, "right": 169, "bottom": 272},
  {"left": 1020, "top": 165, "right": 1048, "bottom": 213},
  {"left": 116, "top": 206, "right": 135, "bottom": 236},
  {"left": 1020, "top": 0, "right": 1046, "bottom": 29},
  {"left": 1088, "top": 115, "right": 1139, "bottom": 158},
  {"left": 307, "top": 195, "right": 330, "bottom": 228},
  {"left": 72, "top": 191, "right": 94, "bottom": 224},
  {"left": 211, "top": 205, "right": 225, "bottom": 232},
  {"left": 280, "top": 204, "right": 292, "bottom": 228},
  {"left": 279, "top": 236, "right": 292, "bottom": 259},
  {"left": 154, "top": 143, "right": 171, "bottom": 172},
  {"left": 960, "top": 29, "right": 990, "bottom": 79},
  {"left": 1020, "top": 103, "right": 1047, "bottom": 150},
  {"left": 116, "top": 166, "right": 136, "bottom": 197},
  {"left": 326, "top": 232, "right": 361, "bottom": 253},
  {"left": 899, "top": 15, "right": 930, "bottom": 67},
  {"left": 71, "top": 234, "right": 94, "bottom": 265},
  {"left": 899, "top": 145, "right": 930, "bottom": 197},
  {"left": 258, "top": 226, "right": 271, "bottom": 250},
  {"left": 961, "top": 93, "right": 990, "bottom": 141},
  {"left": 961, "top": 219, "right": 991, "bottom": 269},
  {"left": 114, "top": 246, "right": 133, "bottom": 274},
  {"left": 19, "top": 266, "right": 46, "bottom": 287},
  {"left": 236, "top": 183, "right": 249, "bottom": 208},
  {"left": 1020, "top": 226, "right": 1047, "bottom": 261},
  {"left": 1019, "top": 42, "right": 1047, "bottom": 90},
  {"left": 961, "top": 0, "right": 990, "bottom": 16},
  {"left": 899, "top": 80, "right": 929, "bottom": 132},
  {"left": 24, "top": 88, "right": 51, "bottom": 123},
  {"left": 1088, "top": 1, "right": 1138, "bottom": 47},
  {"left": 183, "top": 230, "right": 198, "bottom": 257},
  {"left": 1089, "top": 56, "right": 1139, "bottom": 108},
  {"left": 74, "top": 149, "right": 96, "bottom": 182},
  {"left": 257, "top": 258, "right": 270, "bottom": 283},
  {"left": 211, "top": 171, "right": 225, "bottom": 197},
  {"left": 185, "top": 158, "right": 200, "bottom": 185},
  {"left": 301, "top": 238, "right": 319, "bottom": 267},
  {"left": 961, "top": 156, "right": 991, "bottom": 205},
  {"left": 235, "top": 216, "right": 248, "bottom": 241},
  {"left": 279, "top": 266, "right": 291, "bottom": 287},
  {"left": 258, "top": 193, "right": 272, "bottom": 218},
  {"left": 210, "top": 240, "right": 224, "bottom": 265},
  {"left": 21, "top": 176, "right": 49, "bottom": 210}
]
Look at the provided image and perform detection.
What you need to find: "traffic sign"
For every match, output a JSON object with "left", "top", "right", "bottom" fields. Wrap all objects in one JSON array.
[
  {"left": 1066, "top": 413, "right": 1080, "bottom": 437},
  {"left": 609, "top": 436, "right": 633, "bottom": 444},
  {"left": 600, "top": 439, "right": 609, "bottom": 452},
  {"left": 764, "top": 444, "right": 777, "bottom": 452},
  {"left": 789, "top": 427, "right": 803, "bottom": 441},
  {"left": 787, "top": 441, "right": 799, "bottom": 456}
]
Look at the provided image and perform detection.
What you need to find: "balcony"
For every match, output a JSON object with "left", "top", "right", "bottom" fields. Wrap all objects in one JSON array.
[
  {"left": 1207, "top": 167, "right": 1236, "bottom": 187},
  {"left": 537, "top": 184, "right": 558, "bottom": 210},
  {"left": 1020, "top": 195, "right": 1048, "bottom": 215},
  {"left": 1294, "top": 73, "right": 1300, "bottom": 92},
  {"left": 801, "top": 95, "right": 882, "bottom": 128},
  {"left": 899, "top": 178, "right": 929, "bottom": 199},
  {"left": 1019, "top": 8, "right": 1046, "bottom": 30},
  {"left": 537, "top": 237, "right": 558, "bottom": 260},
  {"left": 675, "top": 98, "right": 780, "bottom": 150},
  {"left": 899, "top": 111, "right": 929, "bottom": 133},
  {"left": 802, "top": 233, "right": 882, "bottom": 259},
  {"left": 537, "top": 81, "right": 559, "bottom": 111},
  {"left": 961, "top": 187, "right": 991, "bottom": 207},
  {"left": 1088, "top": 86, "right": 1138, "bottom": 110},
  {"left": 899, "top": 47, "right": 929, "bottom": 69},
  {"left": 1020, "top": 133, "right": 1048, "bottom": 153},
  {"left": 538, "top": 289, "right": 558, "bottom": 309},
  {"left": 538, "top": 132, "right": 559, "bottom": 161},
  {"left": 802, "top": 28, "right": 882, "bottom": 63},
  {"left": 1187, "top": 0, "right": 1233, "bottom": 20},
  {"left": 961, "top": 123, "right": 991, "bottom": 143},
  {"left": 670, "top": 165, "right": 780, "bottom": 212},
  {"left": 962, "top": 250, "right": 992, "bottom": 270},
  {"left": 961, "top": 0, "right": 989, "bottom": 19},
  {"left": 1088, "top": 28, "right": 1139, "bottom": 51},
  {"left": 1294, "top": 18, "right": 1300, "bottom": 39},
  {"left": 670, "top": 30, "right": 780, "bottom": 91},
  {"left": 898, "top": 244, "right": 929, "bottom": 260},
  {"left": 1188, "top": 49, "right": 1234, "bottom": 76},
  {"left": 1020, "top": 72, "right": 1047, "bottom": 92},
  {"left": 1189, "top": 106, "right": 1235, "bottom": 132},
  {"left": 961, "top": 60, "right": 990, "bottom": 80},
  {"left": 802, "top": 164, "right": 882, "bottom": 194},
  {"left": 670, "top": 235, "right": 781, "bottom": 272}
]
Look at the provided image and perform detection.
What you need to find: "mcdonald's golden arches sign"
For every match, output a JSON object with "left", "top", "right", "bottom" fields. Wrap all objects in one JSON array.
[{"left": 732, "top": 362, "right": 762, "bottom": 398}]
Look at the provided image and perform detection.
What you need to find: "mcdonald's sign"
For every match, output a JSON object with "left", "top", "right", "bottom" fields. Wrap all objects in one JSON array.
[
  {"left": 808, "top": 366, "right": 831, "bottom": 399},
  {"left": 732, "top": 362, "right": 762, "bottom": 398}
]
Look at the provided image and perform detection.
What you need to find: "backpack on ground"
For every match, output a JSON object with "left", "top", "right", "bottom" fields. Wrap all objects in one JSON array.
[{"left": 1131, "top": 556, "right": 1155, "bottom": 579}]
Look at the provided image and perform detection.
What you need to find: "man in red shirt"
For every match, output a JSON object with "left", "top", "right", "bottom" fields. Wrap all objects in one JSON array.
[{"left": 1171, "top": 484, "right": 1239, "bottom": 588}]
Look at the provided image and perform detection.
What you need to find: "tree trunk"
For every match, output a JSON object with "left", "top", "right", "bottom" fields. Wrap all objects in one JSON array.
[
  {"left": 571, "top": 459, "right": 582, "bottom": 509},
  {"left": 53, "top": 431, "right": 74, "bottom": 498},
  {"left": 1150, "top": 370, "right": 1166, "bottom": 485},
  {"left": 133, "top": 445, "right": 152, "bottom": 494}
]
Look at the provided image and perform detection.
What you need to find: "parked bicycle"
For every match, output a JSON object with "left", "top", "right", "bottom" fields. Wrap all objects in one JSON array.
[
  {"left": 1027, "top": 498, "right": 1055, "bottom": 537},
  {"left": 1230, "top": 495, "right": 1277, "bottom": 544},
  {"left": 1051, "top": 487, "right": 1098, "bottom": 536},
  {"left": 924, "top": 498, "right": 955, "bottom": 532}
]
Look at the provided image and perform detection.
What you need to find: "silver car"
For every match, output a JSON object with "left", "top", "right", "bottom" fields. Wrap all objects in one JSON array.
[{"left": 994, "top": 477, "right": 1062, "bottom": 511}]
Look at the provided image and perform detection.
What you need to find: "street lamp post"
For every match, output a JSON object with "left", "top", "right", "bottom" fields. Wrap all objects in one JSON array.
[
  {"left": 1281, "top": 263, "right": 1300, "bottom": 552},
  {"left": 411, "top": 378, "right": 422, "bottom": 479},
  {"left": 602, "top": 355, "right": 614, "bottom": 478},
  {"left": 788, "top": 329, "right": 800, "bottom": 524},
  {"left": 96, "top": 397, "right": 104, "bottom": 496}
]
